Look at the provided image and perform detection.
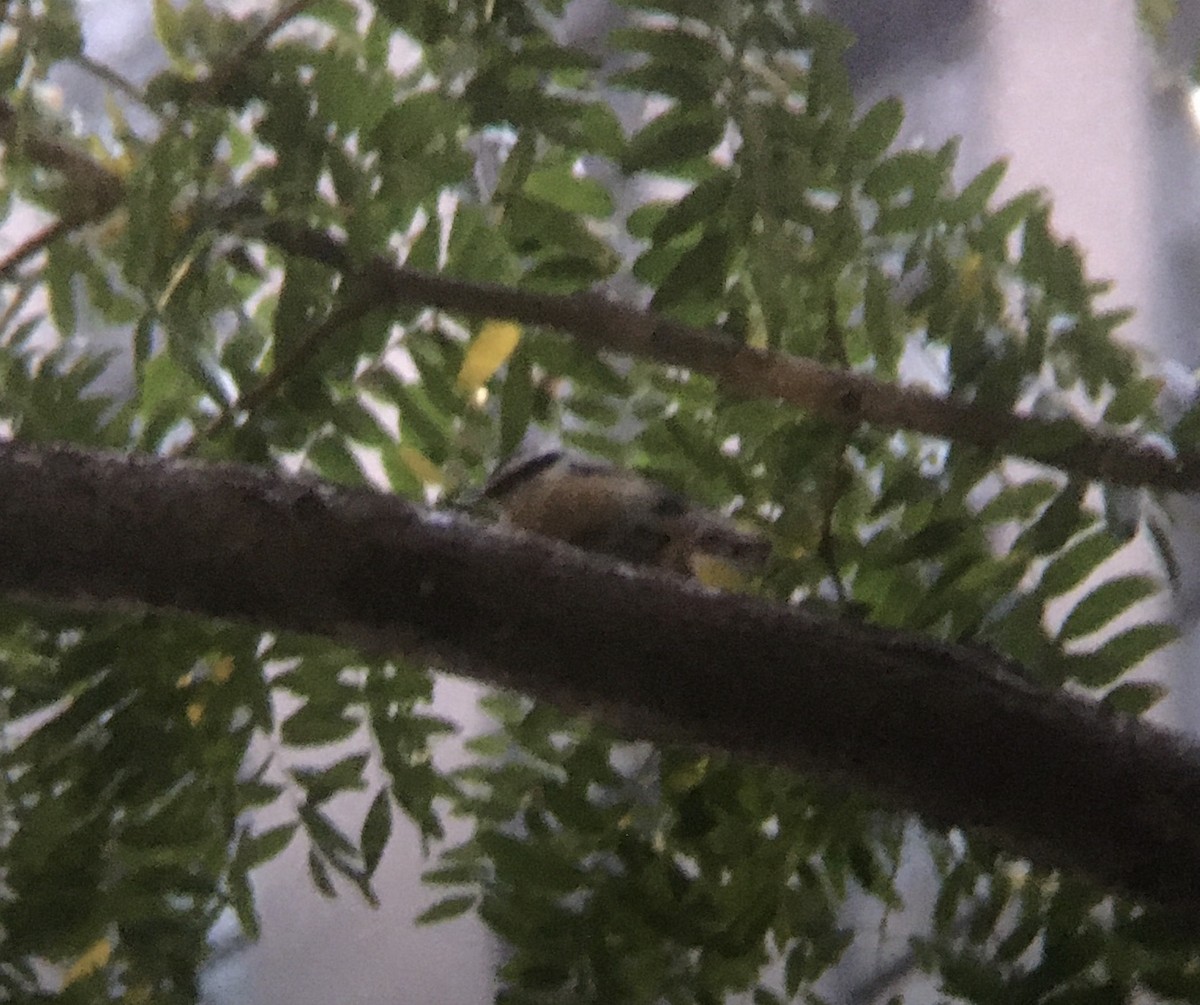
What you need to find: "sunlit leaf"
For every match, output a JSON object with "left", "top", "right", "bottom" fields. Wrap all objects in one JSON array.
[{"left": 63, "top": 938, "right": 111, "bottom": 986}]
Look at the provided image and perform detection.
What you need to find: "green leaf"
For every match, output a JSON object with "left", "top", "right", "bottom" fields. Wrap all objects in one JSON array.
[
  {"left": 524, "top": 254, "right": 616, "bottom": 291},
  {"left": 610, "top": 26, "right": 720, "bottom": 101},
  {"left": 572, "top": 101, "right": 626, "bottom": 157},
  {"left": 229, "top": 862, "right": 262, "bottom": 940},
  {"left": 478, "top": 831, "right": 581, "bottom": 891},
  {"left": 332, "top": 399, "right": 393, "bottom": 448},
  {"left": 846, "top": 98, "right": 903, "bottom": 164},
  {"left": 978, "top": 191, "right": 1043, "bottom": 255},
  {"left": 376, "top": 92, "right": 465, "bottom": 160},
  {"left": 613, "top": 25, "right": 723, "bottom": 71},
  {"left": 313, "top": 48, "right": 392, "bottom": 134},
  {"left": 291, "top": 753, "right": 370, "bottom": 802},
  {"left": 422, "top": 861, "right": 481, "bottom": 886},
  {"left": 1057, "top": 576, "right": 1161, "bottom": 642},
  {"left": 275, "top": 258, "right": 334, "bottom": 360},
  {"left": 863, "top": 266, "right": 901, "bottom": 370},
  {"left": 951, "top": 159, "right": 1008, "bottom": 221},
  {"left": 307, "top": 434, "right": 367, "bottom": 486},
  {"left": 651, "top": 226, "right": 732, "bottom": 314},
  {"left": 378, "top": 442, "right": 425, "bottom": 498},
  {"left": 651, "top": 174, "right": 735, "bottom": 245},
  {"left": 300, "top": 803, "right": 359, "bottom": 859},
  {"left": 499, "top": 344, "right": 534, "bottom": 458},
  {"left": 1170, "top": 397, "right": 1200, "bottom": 451},
  {"left": 1038, "top": 530, "right": 1122, "bottom": 597},
  {"left": 622, "top": 105, "right": 725, "bottom": 174},
  {"left": 45, "top": 238, "right": 83, "bottom": 335},
  {"left": 1014, "top": 481, "right": 1088, "bottom": 556},
  {"left": 975, "top": 480, "right": 1059, "bottom": 525},
  {"left": 416, "top": 894, "right": 477, "bottom": 925},
  {"left": 391, "top": 384, "right": 451, "bottom": 462},
  {"left": 137, "top": 349, "right": 195, "bottom": 419},
  {"left": 152, "top": 0, "right": 185, "bottom": 59},
  {"left": 1081, "top": 622, "right": 1178, "bottom": 682},
  {"left": 310, "top": 0, "right": 361, "bottom": 33},
  {"left": 523, "top": 164, "right": 614, "bottom": 217},
  {"left": 281, "top": 702, "right": 359, "bottom": 747},
  {"left": 237, "top": 823, "right": 298, "bottom": 870},
  {"left": 361, "top": 788, "right": 393, "bottom": 877},
  {"left": 863, "top": 150, "right": 941, "bottom": 202},
  {"left": 308, "top": 849, "right": 337, "bottom": 898},
  {"left": 1103, "top": 376, "right": 1161, "bottom": 425},
  {"left": 503, "top": 195, "right": 615, "bottom": 264},
  {"left": 1101, "top": 680, "right": 1168, "bottom": 716},
  {"left": 167, "top": 331, "right": 233, "bottom": 408},
  {"left": 237, "top": 779, "right": 284, "bottom": 811},
  {"left": 1138, "top": 0, "right": 1179, "bottom": 43},
  {"left": 868, "top": 518, "right": 975, "bottom": 567},
  {"left": 1007, "top": 417, "right": 1089, "bottom": 463},
  {"left": 627, "top": 200, "right": 671, "bottom": 240},
  {"left": 612, "top": 60, "right": 715, "bottom": 104}
]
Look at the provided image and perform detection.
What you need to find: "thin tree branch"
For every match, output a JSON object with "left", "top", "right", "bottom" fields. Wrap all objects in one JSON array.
[
  {"left": 0, "top": 218, "right": 69, "bottom": 283},
  {"left": 68, "top": 54, "right": 148, "bottom": 108},
  {"left": 261, "top": 220, "right": 1200, "bottom": 494},
  {"left": 178, "top": 284, "right": 382, "bottom": 455},
  {"left": 2, "top": 440, "right": 1200, "bottom": 920}
]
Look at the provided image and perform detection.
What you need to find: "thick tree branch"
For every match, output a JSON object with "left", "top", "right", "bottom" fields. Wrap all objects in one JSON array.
[{"left": 3, "top": 440, "right": 1200, "bottom": 917}]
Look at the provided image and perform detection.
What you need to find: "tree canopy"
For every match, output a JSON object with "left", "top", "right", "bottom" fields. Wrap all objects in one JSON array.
[{"left": 3, "top": 1, "right": 1200, "bottom": 1003}]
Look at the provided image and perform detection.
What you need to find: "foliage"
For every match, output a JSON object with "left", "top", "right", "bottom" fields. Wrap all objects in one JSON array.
[{"left": 0, "top": 0, "right": 1191, "bottom": 1002}]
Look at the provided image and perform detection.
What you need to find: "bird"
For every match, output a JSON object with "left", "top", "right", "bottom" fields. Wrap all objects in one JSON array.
[{"left": 481, "top": 449, "right": 770, "bottom": 585}]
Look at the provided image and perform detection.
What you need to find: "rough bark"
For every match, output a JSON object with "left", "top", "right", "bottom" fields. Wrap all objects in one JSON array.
[{"left": 2, "top": 440, "right": 1200, "bottom": 917}]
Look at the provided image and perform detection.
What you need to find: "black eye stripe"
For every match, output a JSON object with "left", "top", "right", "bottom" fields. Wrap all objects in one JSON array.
[{"left": 483, "top": 451, "right": 565, "bottom": 498}]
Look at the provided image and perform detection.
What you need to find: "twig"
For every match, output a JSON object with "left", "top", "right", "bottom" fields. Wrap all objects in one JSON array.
[
  {"left": 69, "top": 54, "right": 148, "bottom": 108},
  {"left": 177, "top": 284, "right": 382, "bottom": 456},
  {"left": 0, "top": 218, "right": 69, "bottom": 283}
]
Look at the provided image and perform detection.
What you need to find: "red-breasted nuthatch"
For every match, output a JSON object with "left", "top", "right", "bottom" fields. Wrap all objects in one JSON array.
[{"left": 482, "top": 450, "right": 770, "bottom": 584}]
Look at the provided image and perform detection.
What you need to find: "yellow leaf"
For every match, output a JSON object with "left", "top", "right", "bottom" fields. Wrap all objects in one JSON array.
[
  {"left": 457, "top": 321, "right": 521, "bottom": 392},
  {"left": 664, "top": 755, "right": 710, "bottom": 792},
  {"left": 187, "top": 702, "right": 205, "bottom": 726},
  {"left": 157, "top": 251, "right": 197, "bottom": 311},
  {"left": 212, "top": 655, "right": 234, "bottom": 683},
  {"left": 64, "top": 938, "right": 111, "bottom": 986},
  {"left": 399, "top": 446, "right": 444, "bottom": 487}
]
